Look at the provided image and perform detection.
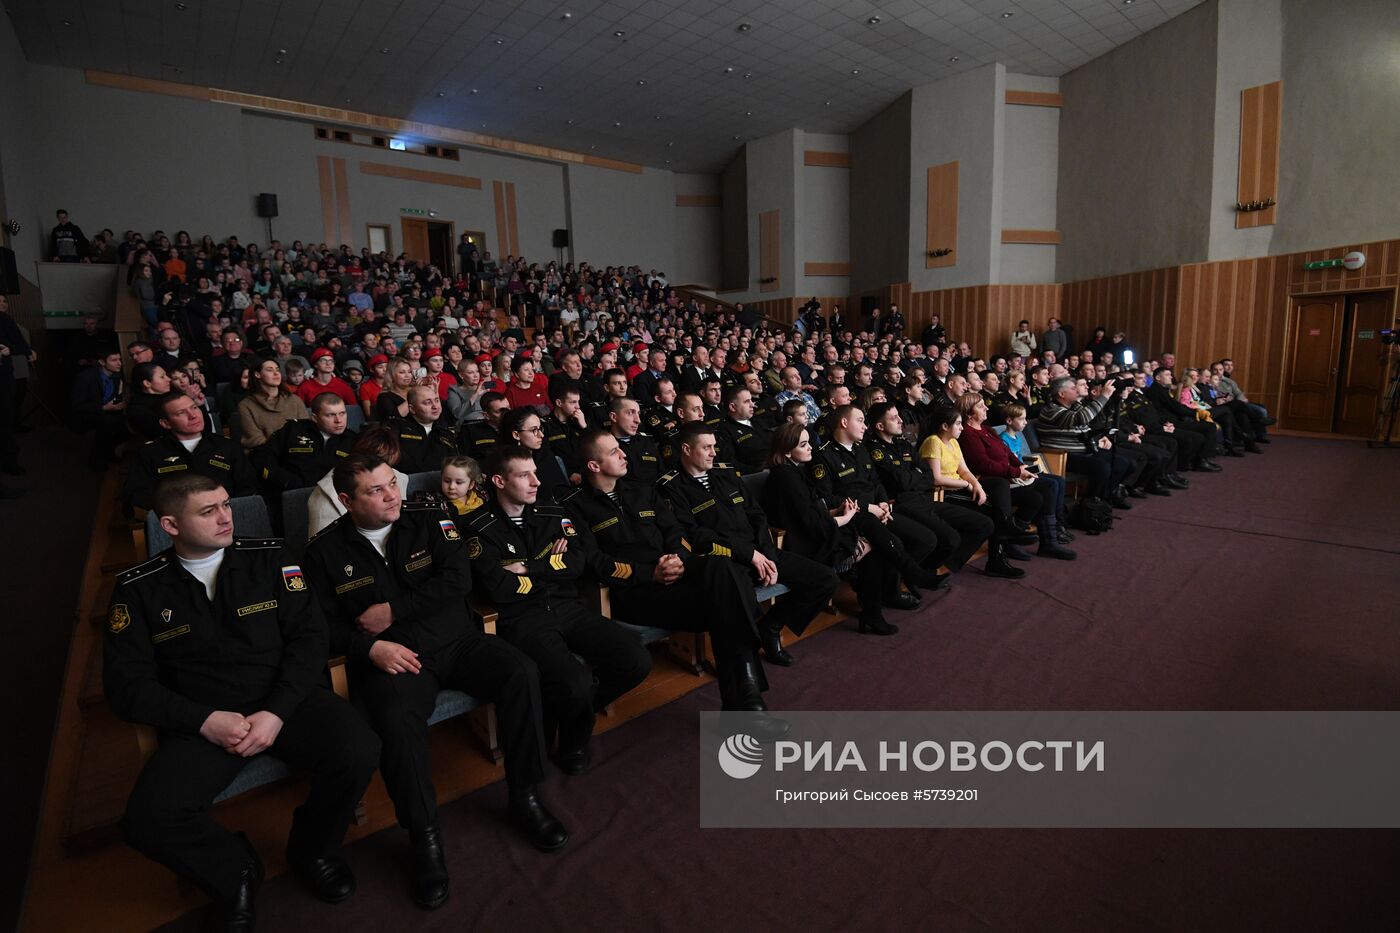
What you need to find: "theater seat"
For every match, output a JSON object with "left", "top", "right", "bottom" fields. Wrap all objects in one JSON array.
[
  {"left": 144, "top": 495, "right": 275, "bottom": 557},
  {"left": 280, "top": 486, "right": 316, "bottom": 561},
  {"left": 405, "top": 470, "right": 442, "bottom": 496}
]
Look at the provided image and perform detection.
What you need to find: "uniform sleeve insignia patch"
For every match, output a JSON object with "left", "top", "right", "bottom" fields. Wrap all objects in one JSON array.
[
  {"left": 560, "top": 517, "right": 578, "bottom": 537},
  {"left": 108, "top": 604, "right": 131, "bottom": 634},
  {"left": 282, "top": 565, "right": 307, "bottom": 591},
  {"left": 812, "top": 464, "right": 827, "bottom": 480},
  {"left": 467, "top": 537, "right": 483, "bottom": 559},
  {"left": 439, "top": 519, "right": 461, "bottom": 541},
  {"left": 872, "top": 448, "right": 885, "bottom": 460}
]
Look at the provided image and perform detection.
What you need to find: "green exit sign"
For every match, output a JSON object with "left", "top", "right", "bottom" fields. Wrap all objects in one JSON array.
[
  {"left": 401, "top": 207, "right": 429, "bottom": 215},
  {"left": 1303, "top": 259, "right": 1344, "bottom": 270}
]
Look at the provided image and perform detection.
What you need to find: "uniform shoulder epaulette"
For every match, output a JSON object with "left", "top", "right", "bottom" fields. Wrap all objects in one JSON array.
[
  {"left": 304, "top": 518, "right": 340, "bottom": 548},
  {"left": 658, "top": 470, "right": 678, "bottom": 484},
  {"left": 234, "top": 537, "right": 285, "bottom": 550},
  {"left": 534, "top": 503, "right": 565, "bottom": 516},
  {"left": 116, "top": 554, "right": 170, "bottom": 586},
  {"left": 466, "top": 508, "right": 497, "bottom": 530},
  {"left": 556, "top": 486, "right": 582, "bottom": 503},
  {"left": 712, "top": 462, "right": 736, "bottom": 473},
  {"left": 400, "top": 499, "right": 438, "bottom": 512}
]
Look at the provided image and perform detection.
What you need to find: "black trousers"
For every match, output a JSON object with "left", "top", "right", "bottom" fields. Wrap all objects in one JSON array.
[
  {"left": 1148, "top": 428, "right": 1197, "bottom": 470},
  {"left": 352, "top": 631, "right": 549, "bottom": 832},
  {"left": 978, "top": 475, "right": 1043, "bottom": 531},
  {"left": 122, "top": 687, "right": 380, "bottom": 903},
  {"left": 613, "top": 556, "right": 764, "bottom": 680},
  {"left": 891, "top": 492, "right": 993, "bottom": 571},
  {"left": 499, "top": 601, "right": 652, "bottom": 754},
  {"left": 1222, "top": 399, "right": 1266, "bottom": 437},
  {"left": 1140, "top": 433, "right": 1181, "bottom": 472},
  {"left": 1113, "top": 440, "right": 1160, "bottom": 488},
  {"left": 1171, "top": 418, "right": 1218, "bottom": 460},
  {"left": 763, "top": 549, "right": 840, "bottom": 638},
  {"left": 1064, "top": 450, "right": 1133, "bottom": 498}
]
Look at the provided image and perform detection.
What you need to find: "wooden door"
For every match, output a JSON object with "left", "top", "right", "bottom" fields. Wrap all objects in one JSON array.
[
  {"left": 1282, "top": 296, "right": 1343, "bottom": 432},
  {"left": 400, "top": 218, "right": 429, "bottom": 264},
  {"left": 1334, "top": 292, "right": 1393, "bottom": 436}
]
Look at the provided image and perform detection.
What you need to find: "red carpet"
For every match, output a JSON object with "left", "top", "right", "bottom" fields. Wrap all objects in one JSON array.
[{"left": 159, "top": 437, "right": 1400, "bottom": 932}]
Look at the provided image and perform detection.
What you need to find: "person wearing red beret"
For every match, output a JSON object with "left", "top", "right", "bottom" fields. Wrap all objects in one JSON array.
[{"left": 295, "top": 346, "right": 357, "bottom": 407}]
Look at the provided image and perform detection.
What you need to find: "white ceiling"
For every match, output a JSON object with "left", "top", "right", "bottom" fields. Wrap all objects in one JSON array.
[{"left": 6, "top": 0, "right": 1205, "bottom": 172}]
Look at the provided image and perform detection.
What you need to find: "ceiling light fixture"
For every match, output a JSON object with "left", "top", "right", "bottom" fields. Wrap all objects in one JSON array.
[
  {"left": 590, "top": 145, "right": 598, "bottom": 150},
  {"left": 733, "top": 135, "right": 742, "bottom": 141},
  {"left": 61, "top": 19, "right": 73, "bottom": 26},
  {"left": 724, "top": 66, "right": 734, "bottom": 73},
  {"left": 824, "top": 100, "right": 832, "bottom": 105},
  {"left": 667, "top": 141, "right": 675, "bottom": 147},
  {"left": 949, "top": 56, "right": 960, "bottom": 63},
  {"left": 566, "top": 119, "right": 575, "bottom": 124},
  {"left": 868, "top": 16, "right": 881, "bottom": 25},
  {"left": 175, "top": 2, "right": 187, "bottom": 9},
  {"left": 470, "top": 88, "right": 478, "bottom": 94},
  {"left": 851, "top": 68, "right": 861, "bottom": 75},
  {"left": 636, "top": 79, "right": 646, "bottom": 85},
  {"left": 745, "top": 111, "right": 752, "bottom": 116},
  {"left": 436, "top": 91, "right": 446, "bottom": 97},
  {"left": 1002, "top": 11, "right": 1014, "bottom": 18},
  {"left": 613, "top": 121, "right": 622, "bottom": 126},
  {"left": 535, "top": 84, "right": 544, "bottom": 90},
  {"left": 494, "top": 38, "right": 504, "bottom": 45},
  {"left": 743, "top": 72, "right": 753, "bottom": 79},
  {"left": 614, "top": 30, "right": 625, "bottom": 37},
  {"left": 380, "top": 47, "right": 390, "bottom": 53},
  {"left": 737, "top": 23, "right": 751, "bottom": 32},
  {"left": 560, "top": 12, "right": 572, "bottom": 20}
]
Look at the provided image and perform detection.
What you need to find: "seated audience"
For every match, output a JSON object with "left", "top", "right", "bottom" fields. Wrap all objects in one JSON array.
[
  {"left": 124, "top": 391, "right": 257, "bottom": 510},
  {"left": 237, "top": 357, "right": 309, "bottom": 450}
]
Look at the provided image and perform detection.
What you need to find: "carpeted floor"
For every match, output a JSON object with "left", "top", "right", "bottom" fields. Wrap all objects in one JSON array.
[
  {"left": 1, "top": 423, "right": 104, "bottom": 933},
  {"left": 141, "top": 436, "right": 1399, "bottom": 932}
]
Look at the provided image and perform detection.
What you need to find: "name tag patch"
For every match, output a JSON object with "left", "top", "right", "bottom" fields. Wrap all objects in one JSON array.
[
  {"left": 405, "top": 556, "right": 432, "bottom": 573},
  {"left": 236, "top": 600, "right": 278, "bottom": 617},
  {"left": 157, "top": 464, "right": 188, "bottom": 474},
  {"left": 335, "top": 576, "right": 375, "bottom": 594},
  {"left": 152, "top": 624, "right": 191, "bottom": 644}
]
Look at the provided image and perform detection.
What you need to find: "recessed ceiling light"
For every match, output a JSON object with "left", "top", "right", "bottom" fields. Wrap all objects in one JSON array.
[
  {"left": 667, "top": 141, "right": 674, "bottom": 147},
  {"left": 737, "top": 23, "right": 751, "bottom": 32},
  {"left": 175, "top": 2, "right": 187, "bottom": 10},
  {"left": 380, "top": 47, "right": 390, "bottom": 53},
  {"left": 61, "top": 19, "right": 73, "bottom": 26},
  {"left": 1123, "top": 0, "right": 1135, "bottom": 4},
  {"left": 743, "top": 72, "right": 753, "bottom": 79},
  {"left": 590, "top": 145, "right": 598, "bottom": 150},
  {"left": 949, "top": 56, "right": 960, "bottom": 63},
  {"left": 560, "top": 12, "right": 572, "bottom": 21},
  {"left": 851, "top": 69, "right": 861, "bottom": 75},
  {"left": 481, "top": 122, "right": 487, "bottom": 128},
  {"left": 636, "top": 79, "right": 646, "bottom": 86},
  {"left": 614, "top": 30, "right": 625, "bottom": 37},
  {"left": 868, "top": 16, "right": 881, "bottom": 25},
  {"left": 724, "top": 66, "right": 734, "bottom": 74},
  {"left": 535, "top": 85, "right": 544, "bottom": 91},
  {"left": 1002, "top": 11, "right": 1014, "bottom": 18},
  {"left": 824, "top": 100, "right": 832, "bottom": 105},
  {"left": 469, "top": 88, "right": 478, "bottom": 94},
  {"left": 733, "top": 135, "right": 742, "bottom": 141},
  {"left": 744, "top": 111, "right": 752, "bottom": 116},
  {"left": 613, "top": 121, "right": 622, "bottom": 127},
  {"left": 278, "top": 48, "right": 287, "bottom": 55},
  {"left": 566, "top": 119, "right": 575, "bottom": 125},
  {"left": 436, "top": 91, "right": 446, "bottom": 97},
  {"left": 664, "top": 160, "right": 671, "bottom": 164},
  {"left": 494, "top": 38, "right": 504, "bottom": 45}
]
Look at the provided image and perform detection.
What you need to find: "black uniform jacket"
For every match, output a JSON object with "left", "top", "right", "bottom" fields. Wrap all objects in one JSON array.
[
  {"left": 808, "top": 439, "right": 890, "bottom": 509},
  {"left": 560, "top": 482, "right": 691, "bottom": 581},
  {"left": 261, "top": 419, "right": 358, "bottom": 491},
  {"left": 865, "top": 434, "right": 936, "bottom": 496},
  {"left": 758, "top": 462, "right": 846, "bottom": 565},
  {"left": 391, "top": 417, "right": 459, "bottom": 474},
  {"left": 464, "top": 502, "right": 635, "bottom": 622},
  {"left": 124, "top": 432, "right": 258, "bottom": 510},
  {"left": 103, "top": 538, "right": 327, "bottom": 735},
  {"left": 304, "top": 501, "right": 474, "bottom": 663},
  {"left": 656, "top": 467, "right": 776, "bottom": 567}
]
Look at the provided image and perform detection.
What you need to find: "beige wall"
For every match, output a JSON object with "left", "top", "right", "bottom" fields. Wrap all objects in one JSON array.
[{"left": 849, "top": 94, "right": 912, "bottom": 296}]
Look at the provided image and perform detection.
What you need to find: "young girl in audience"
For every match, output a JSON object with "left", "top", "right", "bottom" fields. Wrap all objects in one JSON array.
[{"left": 438, "top": 456, "right": 486, "bottom": 517}]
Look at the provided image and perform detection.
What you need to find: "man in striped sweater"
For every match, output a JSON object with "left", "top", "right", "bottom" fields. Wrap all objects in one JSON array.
[{"left": 1035, "top": 376, "right": 1135, "bottom": 508}]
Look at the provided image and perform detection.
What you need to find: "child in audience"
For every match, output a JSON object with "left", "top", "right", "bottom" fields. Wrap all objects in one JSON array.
[{"left": 439, "top": 455, "right": 485, "bottom": 516}]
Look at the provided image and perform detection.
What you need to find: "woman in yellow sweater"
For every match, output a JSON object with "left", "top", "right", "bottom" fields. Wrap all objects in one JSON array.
[{"left": 918, "top": 406, "right": 1031, "bottom": 579}]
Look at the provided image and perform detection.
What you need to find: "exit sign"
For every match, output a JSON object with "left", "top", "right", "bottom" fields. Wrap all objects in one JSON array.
[
  {"left": 1303, "top": 259, "right": 1344, "bottom": 270},
  {"left": 401, "top": 207, "right": 429, "bottom": 215}
]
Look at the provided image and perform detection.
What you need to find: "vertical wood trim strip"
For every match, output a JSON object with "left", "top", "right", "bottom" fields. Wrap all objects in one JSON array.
[
  {"left": 492, "top": 182, "right": 508, "bottom": 258},
  {"left": 505, "top": 182, "right": 520, "bottom": 257},
  {"left": 333, "top": 158, "right": 353, "bottom": 246},
  {"left": 317, "top": 156, "right": 337, "bottom": 246},
  {"left": 926, "top": 162, "right": 959, "bottom": 269}
]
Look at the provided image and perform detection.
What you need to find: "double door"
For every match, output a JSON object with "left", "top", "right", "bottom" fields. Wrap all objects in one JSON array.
[{"left": 1283, "top": 291, "right": 1393, "bottom": 436}]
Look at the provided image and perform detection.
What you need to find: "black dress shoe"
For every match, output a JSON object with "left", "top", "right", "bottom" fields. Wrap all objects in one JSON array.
[
  {"left": 1010, "top": 517, "right": 1032, "bottom": 533},
  {"left": 1126, "top": 486, "right": 1149, "bottom": 499},
  {"left": 1109, "top": 494, "right": 1133, "bottom": 510},
  {"left": 759, "top": 625, "right": 795, "bottom": 666},
  {"left": 857, "top": 616, "right": 900, "bottom": 636},
  {"left": 1224, "top": 446, "right": 1245, "bottom": 458},
  {"left": 984, "top": 547, "right": 1026, "bottom": 579},
  {"left": 1194, "top": 460, "right": 1223, "bottom": 472},
  {"left": 1005, "top": 531, "right": 1039, "bottom": 546},
  {"left": 409, "top": 826, "right": 450, "bottom": 909},
  {"left": 924, "top": 570, "right": 953, "bottom": 590},
  {"left": 289, "top": 855, "right": 356, "bottom": 904},
  {"left": 553, "top": 746, "right": 590, "bottom": 776},
  {"left": 509, "top": 788, "right": 569, "bottom": 852},
  {"left": 1164, "top": 474, "right": 1190, "bottom": 489},
  {"left": 1244, "top": 442, "right": 1262, "bottom": 453},
  {"left": 1002, "top": 542, "right": 1033, "bottom": 561},
  {"left": 1056, "top": 527, "right": 1075, "bottom": 544},
  {"left": 206, "top": 866, "right": 259, "bottom": 932},
  {"left": 1144, "top": 484, "right": 1171, "bottom": 497},
  {"left": 886, "top": 591, "right": 921, "bottom": 610}
]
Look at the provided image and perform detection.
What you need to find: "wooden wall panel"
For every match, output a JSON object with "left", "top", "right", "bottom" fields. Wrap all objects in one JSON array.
[
  {"left": 492, "top": 182, "right": 508, "bottom": 258},
  {"left": 1236, "top": 81, "right": 1282, "bottom": 228},
  {"left": 758, "top": 210, "right": 781, "bottom": 293},
  {"left": 504, "top": 182, "right": 520, "bottom": 257},
  {"left": 316, "top": 155, "right": 336, "bottom": 245},
  {"left": 803, "top": 151, "right": 851, "bottom": 168},
  {"left": 332, "top": 158, "right": 353, "bottom": 246},
  {"left": 804, "top": 262, "right": 851, "bottom": 276},
  {"left": 925, "top": 162, "right": 958, "bottom": 269},
  {"left": 1004, "top": 90, "right": 1064, "bottom": 108},
  {"left": 1001, "top": 229, "right": 1061, "bottom": 245},
  {"left": 1061, "top": 268, "right": 1180, "bottom": 362},
  {"left": 359, "top": 161, "right": 482, "bottom": 189}
]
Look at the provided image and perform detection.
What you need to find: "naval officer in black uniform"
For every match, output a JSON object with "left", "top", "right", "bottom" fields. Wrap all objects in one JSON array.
[
  {"left": 123, "top": 391, "right": 257, "bottom": 510},
  {"left": 303, "top": 453, "right": 566, "bottom": 910},
  {"left": 105, "top": 473, "right": 379, "bottom": 932},
  {"left": 467, "top": 445, "right": 652, "bottom": 774}
]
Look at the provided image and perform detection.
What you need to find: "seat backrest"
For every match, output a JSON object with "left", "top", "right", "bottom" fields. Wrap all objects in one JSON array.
[
  {"left": 346, "top": 405, "right": 365, "bottom": 432},
  {"left": 281, "top": 487, "right": 316, "bottom": 560},
  {"left": 148, "top": 495, "right": 276, "bottom": 558},
  {"left": 741, "top": 469, "right": 769, "bottom": 501},
  {"left": 227, "top": 408, "right": 243, "bottom": 447},
  {"left": 405, "top": 470, "right": 442, "bottom": 496}
]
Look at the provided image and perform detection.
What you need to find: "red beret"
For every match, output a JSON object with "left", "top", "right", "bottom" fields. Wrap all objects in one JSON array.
[
  {"left": 476, "top": 353, "right": 493, "bottom": 365},
  {"left": 424, "top": 347, "right": 442, "bottom": 358},
  {"left": 368, "top": 354, "right": 389, "bottom": 367},
  {"left": 311, "top": 347, "right": 334, "bottom": 361},
  {"left": 601, "top": 341, "right": 619, "bottom": 353}
]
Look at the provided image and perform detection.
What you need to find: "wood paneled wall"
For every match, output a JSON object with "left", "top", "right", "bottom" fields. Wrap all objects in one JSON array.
[
  {"left": 1061, "top": 266, "right": 1181, "bottom": 362},
  {"left": 1176, "top": 238, "right": 1400, "bottom": 417},
  {"left": 1236, "top": 81, "right": 1282, "bottom": 228}
]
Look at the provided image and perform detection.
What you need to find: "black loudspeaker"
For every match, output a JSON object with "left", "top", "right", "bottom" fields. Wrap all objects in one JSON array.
[
  {"left": 0, "top": 247, "right": 18, "bottom": 295},
  {"left": 552, "top": 228, "right": 570, "bottom": 248},
  {"left": 256, "top": 193, "right": 279, "bottom": 218}
]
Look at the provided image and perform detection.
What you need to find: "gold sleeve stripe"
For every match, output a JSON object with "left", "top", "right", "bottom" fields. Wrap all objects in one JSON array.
[
  {"left": 680, "top": 537, "right": 692, "bottom": 552},
  {"left": 516, "top": 576, "right": 533, "bottom": 595},
  {"left": 709, "top": 543, "right": 732, "bottom": 558},
  {"left": 611, "top": 561, "right": 633, "bottom": 580},
  {"left": 549, "top": 553, "right": 567, "bottom": 571}
]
